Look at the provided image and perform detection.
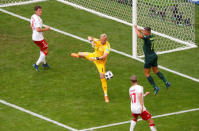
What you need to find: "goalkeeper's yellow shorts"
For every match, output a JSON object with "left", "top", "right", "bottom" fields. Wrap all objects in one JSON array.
[{"left": 84, "top": 52, "right": 106, "bottom": 74}]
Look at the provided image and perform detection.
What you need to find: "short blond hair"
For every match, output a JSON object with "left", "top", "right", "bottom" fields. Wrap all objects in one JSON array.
[{"left": 100, "top": 33, "right": 107, "bottom": 38}]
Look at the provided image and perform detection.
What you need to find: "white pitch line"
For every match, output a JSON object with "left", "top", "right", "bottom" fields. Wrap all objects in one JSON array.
[
  {"left": 0, "top": 0, "right": 47, "bottom": 8},
  {"left": 56, "top": 0, "right": 196, "bottom": 47},
  {"left": 111, "top": 49, "right": 199, "bottom": 83},
  {"left": 79, "top": 108, "right": 199, "bottom": 131},
  {"left": 0, "top": 99, "right": 78, "bottom": 131},
  {"left": 0, "top": 8, "right": 199, "bottom": 83}
]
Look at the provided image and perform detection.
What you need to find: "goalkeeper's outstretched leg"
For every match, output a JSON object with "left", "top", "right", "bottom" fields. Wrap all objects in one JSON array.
[
  {"left": 71, "top": 34, "right": 111, "bottom": 102},
  {"left": 71, "top": 52, "right": 109, "bottom": 102}
]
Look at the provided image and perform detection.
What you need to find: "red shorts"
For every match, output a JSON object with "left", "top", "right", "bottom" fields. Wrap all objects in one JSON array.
[
  {"left": 132, "top": 110, "right": 152, "bottom": 120},
  {"left": 33, "top": 39, "right": 48, "bottom": 51}
]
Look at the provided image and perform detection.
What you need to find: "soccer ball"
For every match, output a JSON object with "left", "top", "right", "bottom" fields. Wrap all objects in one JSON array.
[{"left": 105, "top": 71, "right": 113, "bottom": 80}]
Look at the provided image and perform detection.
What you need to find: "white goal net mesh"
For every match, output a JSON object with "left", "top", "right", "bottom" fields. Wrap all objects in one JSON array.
[
  {"left": 0, "top": 0, "right": 196, "bottom": 57},
  {"left": 58, "top": 0, "right": 196, "bottom": 57},
  {"left": 137, "top": 0, "right": 195, "bottom": 57}
]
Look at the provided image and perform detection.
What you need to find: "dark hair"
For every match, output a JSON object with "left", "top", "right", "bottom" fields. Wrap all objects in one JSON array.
[
  {"left": 144, "top": 27, "right": 151, "bottom": 32},
  {"left": 34, "top": 6, "right": 42, "bottom": 11},
  {"left": 130, "top": 75, "right": 138, "bottom": 83},
  {"left": 131, "top": 80, "right": 138, "bottom": 83}
]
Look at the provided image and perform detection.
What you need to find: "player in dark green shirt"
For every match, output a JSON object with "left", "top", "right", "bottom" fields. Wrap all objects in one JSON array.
[{"left": 134, "top": 25, "right": 170, "bottom": 95}]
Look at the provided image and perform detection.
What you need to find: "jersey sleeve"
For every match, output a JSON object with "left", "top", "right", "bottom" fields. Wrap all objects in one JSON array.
[
  {"left": 129, "top": 88, "right": 131, "bottom": 95},
  {"left": 30, "top": 16, "right": 35, "bottom": 28},
  {"left": 137, "top": 86, "right": 143, "bottom": 94},
  {"left": 34, "top": 17, "right": 42, "bottom": 28},
  {"left": 104, "top": 43, "right": 111, "bottom": 54},
  {"left": 93, "top": 38, "right": 98, "bottom": 44}
]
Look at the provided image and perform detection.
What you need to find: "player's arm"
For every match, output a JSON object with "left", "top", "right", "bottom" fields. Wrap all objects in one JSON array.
[
  {"left": 134, "top": 25, "right": 144, "bottom": 39},
  {"left": 90, "top": 52, "right": 109, "bottom": 61},
  {"left": 88, "top": 36, "right": 97, "bottom": 48},
  {"left": 88, "top": 36, "right": 94, "bottom": 42},
  {"left": 98, "top": 52, "right": 109, "bottom": 60},
  {"left": 144, "top": 92, "right": 150, "bottom": 97},
  {"left": 36, "top": 26, "right": 50, "bottom": 32},
  {"left": 138, "top": 93, "right": 144, "bottom": 113},
  {"left": 90, "top": 45, "right": 110, "bottom": 61}
]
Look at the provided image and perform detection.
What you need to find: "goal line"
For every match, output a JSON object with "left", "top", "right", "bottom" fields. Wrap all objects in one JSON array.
[
  {"left": 56, "top": 0, "right": 197, "bottom": 53},
  {"left": 0, "top": 8, "right": 199, "bottom": 83}
]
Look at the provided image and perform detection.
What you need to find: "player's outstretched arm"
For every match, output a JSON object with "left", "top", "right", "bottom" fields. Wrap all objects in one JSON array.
[
  {"left": 88, "top": 36, "right": 94, "bottom": 42},
  {"left": 36, "top": 26, "right": 50, "bottom": 32},
  {"left": 88, "top": 36, "right": 96, "bottom": 48},
  {"left": 144, "top": 92, "right": 150, "bottom": 97},
  {"left": 134, "top": 25, "right": 144, "bottom": 39}
]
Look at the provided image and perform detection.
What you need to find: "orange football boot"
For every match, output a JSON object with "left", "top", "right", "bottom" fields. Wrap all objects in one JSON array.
[
  {"left": 71, "top": 53, "right": 79, "bottom": 58},
  {"left": 104, "top": 96, "right": 110, "bottom": 103}
]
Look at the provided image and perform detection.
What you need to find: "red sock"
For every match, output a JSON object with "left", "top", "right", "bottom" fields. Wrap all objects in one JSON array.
[
  {"left": 150, "top": 124, "right": 155, "bottom": 127},
  {"left": 42, "top": 51, "right": 47, "bottom": 56}
]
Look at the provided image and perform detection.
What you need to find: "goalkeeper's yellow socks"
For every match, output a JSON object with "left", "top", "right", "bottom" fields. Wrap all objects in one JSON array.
[
  {"left": 71, "top": 53, "right": 79, "bottom": 58},
  {"left": 101, "top": 78, "right": 109, "bottom": 102},
  {"left": 156, "top": 72, "right": 167, "bottom": 85},
  {"left": 101, "top": 78, "right": 108, "bottom": 95},
  {"left": 147, "top": 76, "right": 157, "bottom": 89}
]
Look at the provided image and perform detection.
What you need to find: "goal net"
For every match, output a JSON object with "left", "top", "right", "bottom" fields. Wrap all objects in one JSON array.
[
  {"left": 0, "top": 0, "right": 196, "bottom": 57},
  {"left": 56, "top": 0, "right": 196, "bottom": 57}
]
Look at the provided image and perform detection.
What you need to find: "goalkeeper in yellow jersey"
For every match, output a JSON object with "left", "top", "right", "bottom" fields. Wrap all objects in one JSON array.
[{"left": 71, "top": 34, "right": 111, "bottom": 103}]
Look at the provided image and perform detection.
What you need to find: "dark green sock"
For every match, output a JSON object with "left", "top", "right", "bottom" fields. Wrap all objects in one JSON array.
[
  {"left": 157, "top": 72, "right": 167, "bottom": 84},
  {"left": 147, "top": 76, "right": 156, "bottom": 89}
]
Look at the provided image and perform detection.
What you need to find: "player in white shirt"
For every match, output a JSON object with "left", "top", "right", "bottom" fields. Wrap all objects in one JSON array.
[
  {"left": 129, "top": 75, "right": 157, "bottom": 131},
  {"left": 30, "top": 6, "right": 50, "bottom": 72}
]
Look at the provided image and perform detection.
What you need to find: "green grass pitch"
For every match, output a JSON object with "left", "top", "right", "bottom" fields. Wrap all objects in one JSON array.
[{"left": 0, "top": 0, "right": 199, "bottom": 131}]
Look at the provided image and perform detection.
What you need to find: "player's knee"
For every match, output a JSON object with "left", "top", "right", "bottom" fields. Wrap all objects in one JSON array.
[
  {"left": 43, "top": 50, "right": 48, "bottom": 55},
  {"left": 152, "top": 67, "right": 159, "bottom": 74},
  {"left": 79, "top": 52, "right": 86, "bottom": 58},
  {"left": 132, "top": 118, "right": 137, "bottom": 122},
  {"left": 144, "top": 72, "right": 150, "bottom": 77},
  {"left": 144, "top": 68, "right": 151, "bottom": 77},
  {"left": 145, "top": 74, "right": 150, "bottom": 77},
  {"left": 147, "top": 118, "right": 154, "bottom": 125},
  {"left": 100, "top": 73, "right": 105, "bottom": 79},
  {"left": 153, "top": 69, "right": 159, "bottom": 74}
]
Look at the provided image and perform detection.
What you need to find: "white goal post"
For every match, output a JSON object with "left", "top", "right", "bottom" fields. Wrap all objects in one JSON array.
[
  {"left": 56, "top": 0, "right": 196, "bottom": 58},
  {"left": 1, "top": 0, "right": 196, "bottom": 57},
  {"left": 132, "top": 0, "right": 138, "bottom": 57}
]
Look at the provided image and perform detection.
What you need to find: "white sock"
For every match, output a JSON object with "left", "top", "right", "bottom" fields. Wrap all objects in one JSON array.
[
  {"left": 36, "top": 51, "right": 43, "bottom": 65},
  {"left": 41, "top": 51, "right": 47, "bottom": 64},
  {"left": 130, "top": 120, "right": 136, "bottom": 131},
  {"left": 36, "top": 51, "right": 46, "bottom": 65},
  {"left": 40, "top": 51, "right": 46, "bottom": 64},
  {"left": 150, "top": 124, "right": 157, "bottom": 131}
]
